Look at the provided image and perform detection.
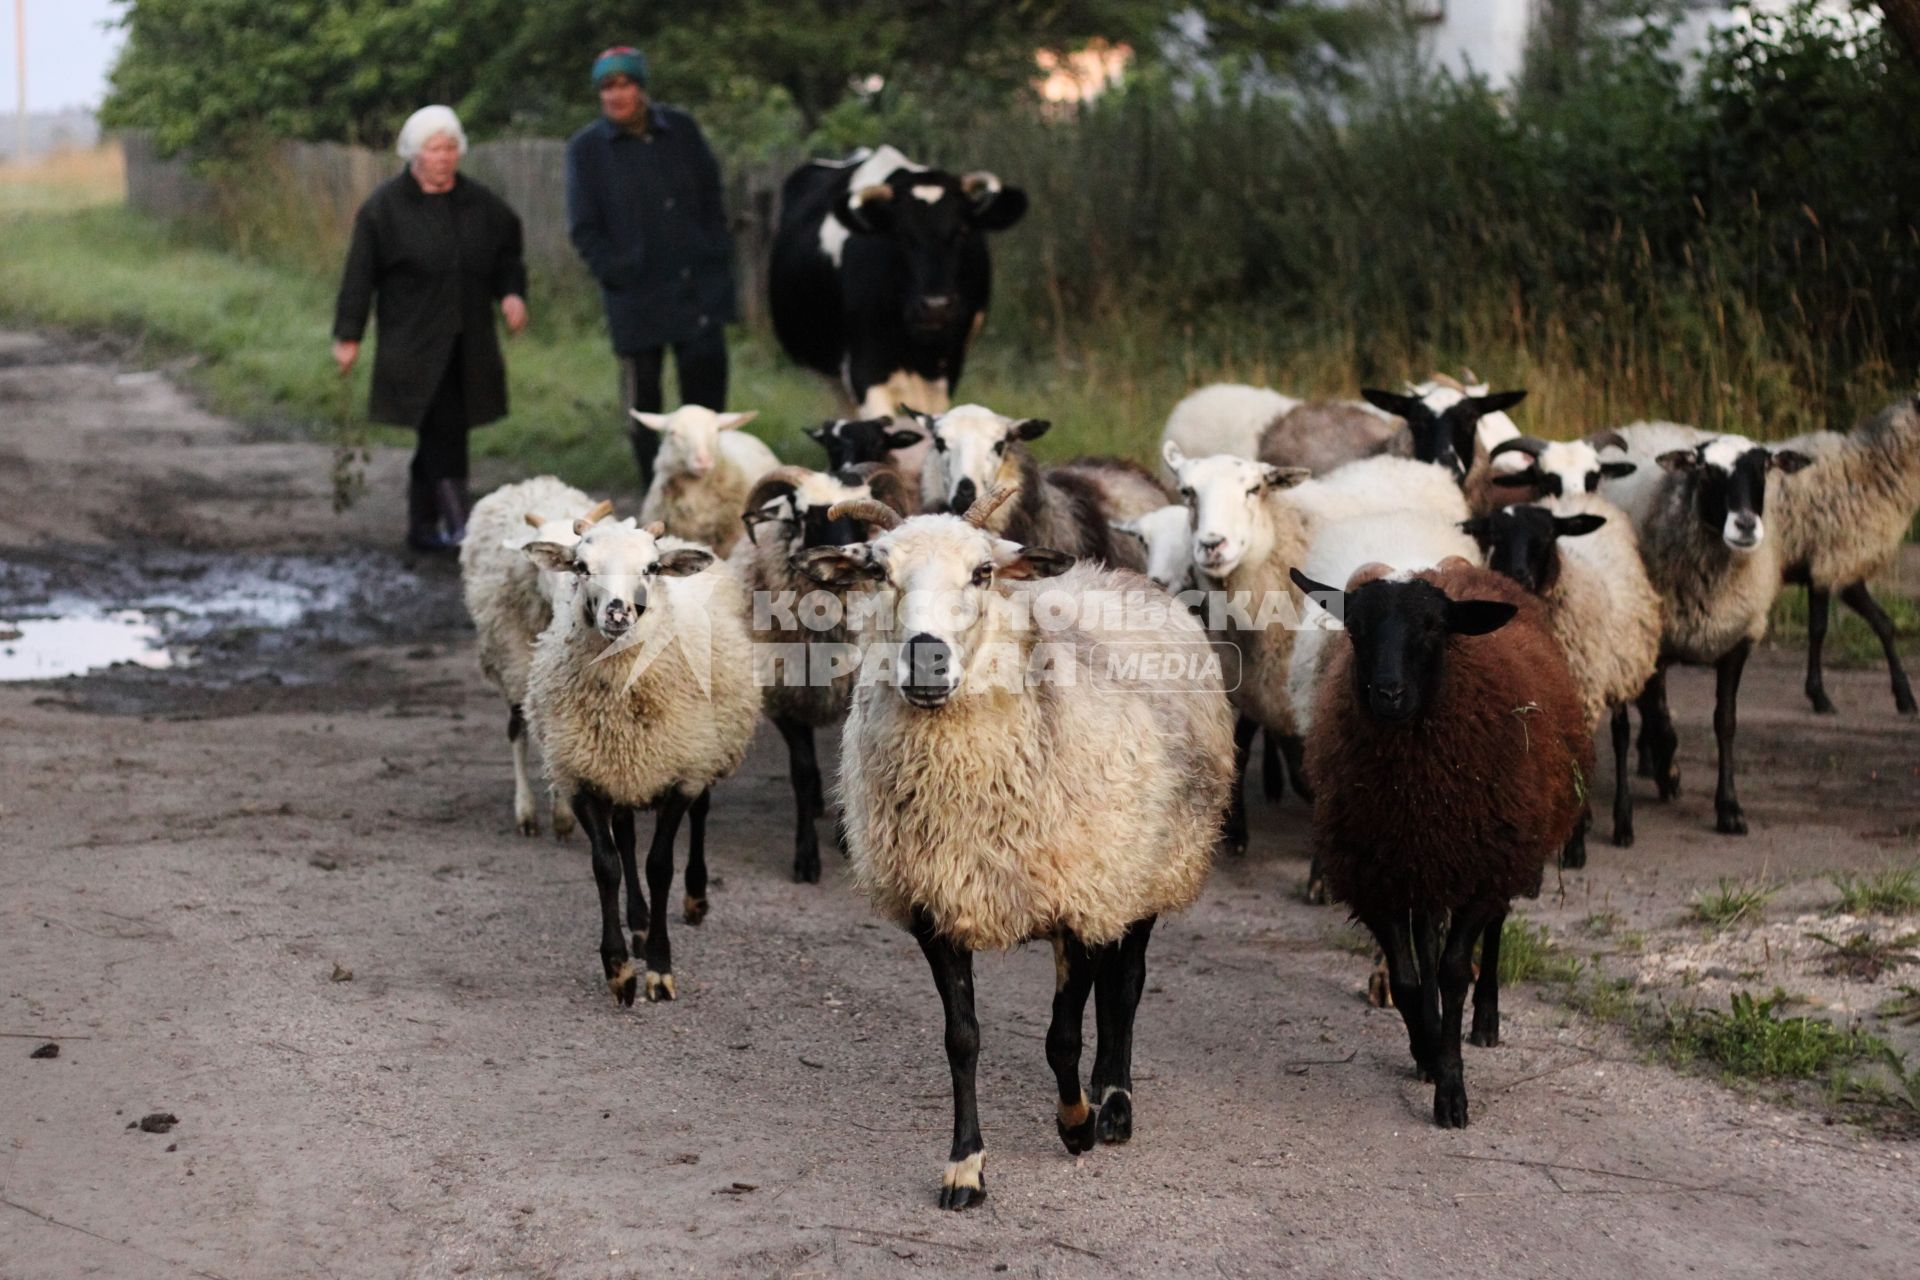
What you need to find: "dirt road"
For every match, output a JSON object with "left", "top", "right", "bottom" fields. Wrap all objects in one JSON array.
[{"left": 3, "top": 330, "right": 1917, "bottom": 1279}]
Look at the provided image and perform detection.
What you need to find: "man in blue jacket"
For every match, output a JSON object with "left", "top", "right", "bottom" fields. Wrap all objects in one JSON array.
[{"left": 565, "top": 46, "right": 737, "bottom": 487}]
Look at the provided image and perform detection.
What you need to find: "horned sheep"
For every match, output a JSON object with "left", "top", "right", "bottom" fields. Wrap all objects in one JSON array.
[
  {"left": 522, "top": 518, "right": 759, "bottom": 1006},
  {"left": 1297, "top": 559, "right": 1590, "bottom": 1128},
  {"left": 794, "top": 486, "right": 1234, "bottom": 1211},
  {"left": 633, "top": 405, "right": 780, "bottom": 557},
  {"left": 458, "top": 477, "right": 612, "bottom": 837}
]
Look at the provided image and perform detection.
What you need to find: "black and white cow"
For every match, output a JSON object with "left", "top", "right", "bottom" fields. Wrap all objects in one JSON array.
[{"left": 770, "top": 145, "right": 1028, "bottom": 430}]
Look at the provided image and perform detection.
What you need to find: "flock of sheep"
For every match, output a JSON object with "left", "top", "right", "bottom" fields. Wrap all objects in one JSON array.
[{"left": 454, "top": 380, "right": 1920, "bottom": 1209}]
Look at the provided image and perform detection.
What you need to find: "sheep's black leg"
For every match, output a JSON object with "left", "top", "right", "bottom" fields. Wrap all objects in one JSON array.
[
  {"left": 1047, "top": 930, "right": 1099, "bottom": 1154},
  {"left": 1260, "top": 731, "right": 1284, "bottom": 802},
  {"left": 1414, "top": 910, "right": 1443, "bottom": 1080},
  {"left": 641, "top": 791, "right": 691, "bottom": 1001},
  {"left": 571, "top": 789, "right": 636, "bottom": 1007},
  {"left": 1560, "top": 807, "right": 1590, "bottom": 870},
  {"left": 508, "top": 703, "right": 538, "bottom": 836},
  {"left": 1469, "top": 911, "right": 1507, "bottom": 1048},
  {"left": 1804, "top": 586, "right": 1837, "bottom": 715},
  {"left": 1280, "top": 734, "right": 1313, "bottom": 802},
  {"left": 1089, "top": 915, "right": 1155, "bottom": 1145},
  {"left": 1433, "top": 904, "right": 1497, "bottom": 1128},
  {"left": 773, "top": 715, "right": 823, "bottom": 883},
  {"left": 1224, "top": 715, "right": 1258, "bottom": 856},
  {"left": 1839, "top": 581, "right": 1917, "bottom": 715},
  {"left": 912, "top": 911, "right": 985, "bottom": 1210},
  {"left": 1610, "top": 705, "right": 1635, "bottom": 848},
  {"left": 611, "top": 806, "right": 646, "bottom": 952},
  {"left": 682, "top": 787, "right": 711, "bottom": 925},
  {"left": 1364, "top": 911, "right": 1435, "bottom": 1080},
  {"left": 1637, "top": 668, "right": 1680, "bottom": 800},
  {"left": 1712, "top": 640, "right": 1751, "bottom": 835}
]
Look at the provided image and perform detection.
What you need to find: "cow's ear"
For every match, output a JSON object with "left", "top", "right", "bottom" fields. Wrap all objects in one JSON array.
[
  {"left": 833, "top": 183, "right": 896, "bottom": 235},
  {"left": 967, "top": 185, "right": 1028, "bottom": 232}
]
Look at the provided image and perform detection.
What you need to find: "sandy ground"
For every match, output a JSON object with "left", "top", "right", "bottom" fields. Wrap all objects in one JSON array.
[{"left": 3, "top": 329, "right": 1918, "bottom": 1279}]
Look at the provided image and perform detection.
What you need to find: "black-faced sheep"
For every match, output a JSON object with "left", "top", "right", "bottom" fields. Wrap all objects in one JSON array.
[
  {"left": 1462, "top": 496, "right": 1663, "bottom": 861},
  {"left": 795, "top": 486, "right": 1234, "bottom": 1210},
  {"left": 1295, "top": 559, "right": 1590, "bottom": 1128},
  {"left": 734, "top": 462, "right": 914, "bottom": 883},
  {"left": 459, "top": 478, "right": 613, "bottom": 837},
  {"left": 523, "top": 518, "right": 759, "bottom": 1006},
  {"left": 804, "top": 414, "right": 930, "bottom": 491}
]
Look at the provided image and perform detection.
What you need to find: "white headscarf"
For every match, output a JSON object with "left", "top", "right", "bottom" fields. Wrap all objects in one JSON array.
[{"left": 396, "top": 105, "right": 468, "bottom": 161}]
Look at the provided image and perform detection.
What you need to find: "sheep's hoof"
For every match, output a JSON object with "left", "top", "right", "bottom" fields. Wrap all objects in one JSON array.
[
  {"left": 683, "top": 895, "right": 708, "bottom": 925},
  {"left": 1469, "top": 1011, "right": 1500, "bottom": 1048},
  {"left": 1715, "top": 807, "right": 1749, "bottom": 836},
  {"left": 1612, "top": 824, "right": 1635, "bottom": 849},
  {"left": 1656, "top": 771, "right": 1681, "bottom": 802},
  {"left": 607, "top": 959, "right": 638, "bottom": 1008},
  {"left": 644, "top": 970, "right": 676, "bottom": 1003},
  {"left": 1056, "top": 1095, "right": 1097, "bottom": 1155},
  {"left": 1366, "top": 962, "right": 1392, "bottom": 1008},
  {"left": 1558, "top": 840, "right": 1587, "bottom": 870},
  {"left": 1808, "top": 693, "right": 1837, "bottom": 715},
  {"left": 1433, "top": 1081, "right": 1470, "bottom": 1129},
  {"left": 552, "top": 811, "right": 575, "bottom": 841},
  {"left": 937, "top": 1152, "right": 986, "bottom": 1211},
  {"left": 1096, "top": 1088, "right": 1132, "bottom": 1145},
  {"left": 516, "top": 812, "right": 539, "bottom": 837},
  {"left": 792, "top": 848, "right": 821, "bottom": 884},
  {"left": 1302, "top": 876, "right": 1329, "bottom": 906},
  {"left": 1895, "top": 690, "right": 1917, "bottom": 716}
]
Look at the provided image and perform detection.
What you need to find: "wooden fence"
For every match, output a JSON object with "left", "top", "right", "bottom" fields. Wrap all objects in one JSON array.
[{"left": 119, "top": 131, "right": 794, "bottom": 328}]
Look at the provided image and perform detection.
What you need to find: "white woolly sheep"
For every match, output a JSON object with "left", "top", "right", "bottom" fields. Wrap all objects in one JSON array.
[
  {"left": 733, "top": 462, "right": 915, "bottom": 883},
  {"left": 1462, "top": 494, "right": 1663, "bottom": 861},
  {"left": 1596, "top": 430, "right": 1812, "bottom": 834},
  {"left": 1158, "top": 383, "right": 1301, "bottom": 480},
  {"left": 1472, "top": 434, "right": 1641, "bottom": 515},
  {"left": 1110, "top": 503, "right": 1196, "bottom": 593},
  {"left": 459, "top": 478, "right": 612, "bottom": 837},
  {"left": 633, "top": 405, "right": 780, "bottom": 556},
  {"left": 523, "top": 518, "right": 759, "bottom": 1006},
  {"left": 793, "top": 485, "right": 1235, "bottom": 1210},
  {"left": 917, "top": 404, "right": 1170, "bottom": 564},
  {"left": 1767, "top": 396, "right": 1920, "bottom": 716}
]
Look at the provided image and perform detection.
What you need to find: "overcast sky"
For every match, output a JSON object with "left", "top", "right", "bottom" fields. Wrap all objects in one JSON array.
[{"left": 0, "top": 0, "right": 123, "bottom": 113}]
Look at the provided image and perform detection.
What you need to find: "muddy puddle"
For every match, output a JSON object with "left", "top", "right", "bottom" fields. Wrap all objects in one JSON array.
[{"left": 0, "top": 545, "right": 468, "bottom": 714}]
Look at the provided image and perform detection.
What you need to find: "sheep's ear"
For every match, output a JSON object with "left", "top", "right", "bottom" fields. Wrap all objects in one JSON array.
[
  {"left": 1260, "top": 464, "right": 1310, "bottom": 491},
  {"left": 1012, "top": 417, "right": 1051, "bottom": 441},
  {"left": 1161, "top": 439, "right": 1187, "bottom": 471},
  {"left": 655, "top": 548, "right": 714, "bottom": 577},
  {"left": 1656, "top": 449, "right": 1699, "bottom": 473},
  {"left": 885, "top": 428, "right": 925, "bottom": 450},
  {"left": 524, "top": 511, "right": 546, "bottom": 528},
  {"left": 998, "top": 546, "right": 1075, "bottom": 580},
  {"left": 792, "top": 545, "right": 881, "bottom": 586},
  {"left": 1445, "top": 599, "right": 1518, "bottom": 636},
  {"left": 643, "top": 520, "right": 667, "bottom": 537},
  {"left": 1459, "top": 516, "right": 1494, "bottom": 539},
  {"left": 1466, "top": 389, "right": 1528, "bottom": 416},
  {"left": 716, "top": 411, "right": 758, "bottom": 431},
  {"left": 1288, "top": 566, "right": 1342, "bottom": 605},
  {"left": 629, "top": 410, "right": 670, "bottom": 432},
  {"left": 1770, "top": 449, "right": 1813, "bottom": 474},
  {"left": 1599, "top": 460, "right": 1638, "bottom": 479},
  {"left": 804, "top": 424, "right": 831, "bottom": 445},
  {"left": 1110, "top": 521, "right": 1148, "bottom": 552},
  {"left": 1554, "top": 513, "right": 1607, "bottom": 538},
  {"left": 1361, "top": 388, "right": 1417, "bottom": 417},
  {"left": 524, "top": 541, "right": 579, "bottom": 574}
]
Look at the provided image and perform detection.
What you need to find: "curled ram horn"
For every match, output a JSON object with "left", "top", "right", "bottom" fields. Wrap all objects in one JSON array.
[
  {"left": 524, "top": 511, "right": 546, "bottom": 528},
  {"left": 1458, "top": 367, "right": 1482, "bottom": 388},
  {"left": 1428, "top": 372, "right": 1467, "bottom": 394},
  {"left": 844, "top": 462, "right": 914, "bottom": 516},
  {"left": 1487, "top": 436, "right": 1548, "bottom": 462},
  {"left": 826, "top": 498, "right": 905, "bottom": 533},
  {"left": 962, "top": 482, "right": 1019, "bottom": 528},
  {"left": 1589, "top": 429, "right": 1630, "bottom": 453},
  {"left": 742, "top": 466, "right": 818, "bottom": 518},
  {"left": 580, "top": 499, "right": 615, "bottom": 526}
]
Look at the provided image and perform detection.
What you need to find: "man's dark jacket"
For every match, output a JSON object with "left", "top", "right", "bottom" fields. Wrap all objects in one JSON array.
[
  {"left": 565, "top": 106, "right": 737, "bottom": 354},
  {"left": 332, "top": 169, "right": 527, "bottom": 428}
]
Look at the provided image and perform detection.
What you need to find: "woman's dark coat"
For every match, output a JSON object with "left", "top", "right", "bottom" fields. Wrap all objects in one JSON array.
[{"left": 332, "top": 169, "right": 528, "bottom": 428}]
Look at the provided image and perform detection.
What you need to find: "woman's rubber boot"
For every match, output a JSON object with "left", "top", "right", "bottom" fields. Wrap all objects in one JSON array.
[
  {"left": 406, "top": 470, "right": 446, "bottom": 552},
  {"left": 432, "top": 478, "right": 470, "bottom": 549}
]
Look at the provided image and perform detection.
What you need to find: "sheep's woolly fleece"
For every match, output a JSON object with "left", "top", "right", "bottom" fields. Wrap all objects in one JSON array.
[
  {"left": 839, "top": 562, "right": 1235, "bottom": 952},
  {"left": 459, "top": 475, "right": 599, "bottom": 709},
  {"left": 636, "top": 408, "right": 780, "bottom": 557},
  {"left": 1536, "top": 492, "right": 1664, "bottom": 729},
  {"left": 1772, "top": 397, "right": 1920, "bottom": 587},
  {"left": 1159, "top": 382, "right": 1302, "bottom": 478},
  {"left": 1310, "top": 561, "right": 1591, "bottom": 918}
]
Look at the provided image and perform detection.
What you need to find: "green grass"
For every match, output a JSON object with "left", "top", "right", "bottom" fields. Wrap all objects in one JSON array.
[
  {"left": 1806, "top": 929, "right": 1920, "bottom": 981},
  {"left": 1486, "top": 916, "right": 1585, "bottom": 986},
  {"left": 1690, "top": 877, "right": 1778, "bottom": 930},
  {"left": 1657, "top": 989, "right": 1885, "bottom": 1083},
  {"left": 1769, "top": 585, "right": 1920, "bottom": 669},
  {"left": 1830, "top": 864, "right": 1920, "bottom": 916}
]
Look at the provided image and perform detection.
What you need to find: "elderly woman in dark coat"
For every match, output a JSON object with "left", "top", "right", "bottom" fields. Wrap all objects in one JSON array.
[{"left": 332, "top": 105, "right": 529, "bottom": 550}]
